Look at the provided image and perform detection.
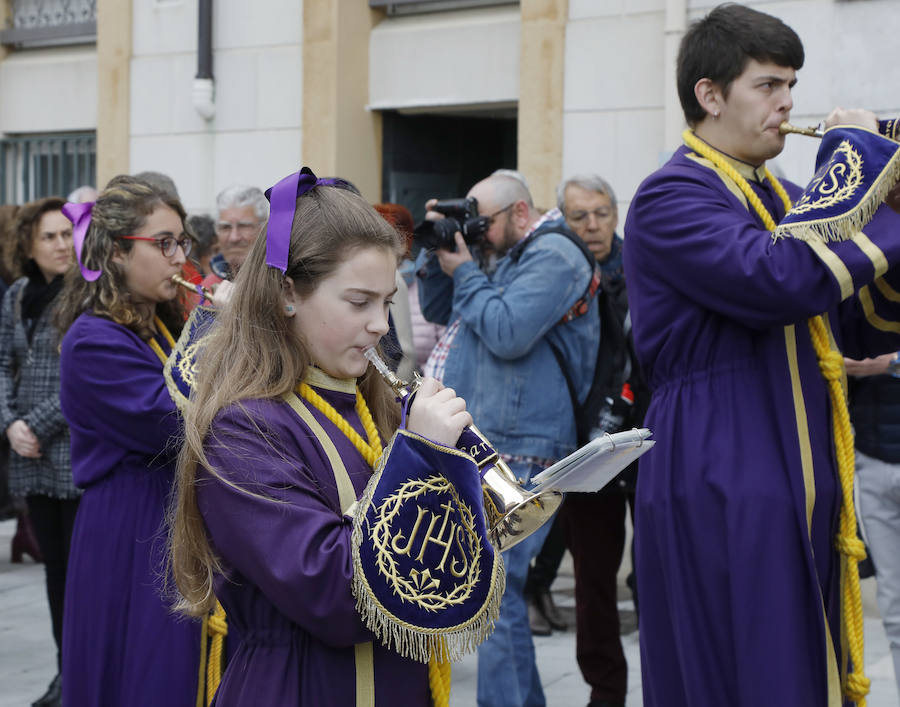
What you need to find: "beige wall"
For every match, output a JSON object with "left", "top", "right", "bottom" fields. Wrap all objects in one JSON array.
[
  {"left": 303, "top": 0, "right": 383, "bottom": 202},
  {"left": 0, "top": 2, "right": 9, "bottom": 64},
  {"left": 96, "top": 0, "right": 131, "bottom": 187},
  {"left": 519, "top": 0, "right": 567, "bottom": 209}
]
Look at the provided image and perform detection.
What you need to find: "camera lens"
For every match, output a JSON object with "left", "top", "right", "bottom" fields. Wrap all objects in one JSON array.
[{"left": 433, "top": 218, "right": 463, "bottom": 249}]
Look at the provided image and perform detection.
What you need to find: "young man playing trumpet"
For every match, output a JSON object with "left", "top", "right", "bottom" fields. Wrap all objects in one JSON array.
[{"left": 624, "top": 4, "right": 900, "bottom": 706}]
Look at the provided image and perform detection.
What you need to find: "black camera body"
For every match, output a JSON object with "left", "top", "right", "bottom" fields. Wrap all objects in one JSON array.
[{"left": 413, "top": 196, "right": 490, "bottom": 251}]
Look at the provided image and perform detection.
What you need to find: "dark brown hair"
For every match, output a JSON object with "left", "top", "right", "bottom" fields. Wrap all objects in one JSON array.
[
  {"left": 677, "top": 3, "right": 804, "bottom": 126},
  {"left": 4, "top": 197, "right": 66, "bottom": 280}
]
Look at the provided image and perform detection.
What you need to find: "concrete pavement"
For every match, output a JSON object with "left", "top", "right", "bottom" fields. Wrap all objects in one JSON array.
[{"left": 1, "top": 517, "right": 897, "bottom": 706}]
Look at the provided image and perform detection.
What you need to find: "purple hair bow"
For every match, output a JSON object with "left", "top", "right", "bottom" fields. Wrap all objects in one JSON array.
[
  {"left": 61, "top": 201, "right": 102, "bottom": 282},
  {"left": 264, "top": 166, "right": 348, "bottom": 273}
]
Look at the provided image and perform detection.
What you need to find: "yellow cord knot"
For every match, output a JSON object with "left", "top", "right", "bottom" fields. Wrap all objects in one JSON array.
[
  {"left": 207, "top": 611, "right": 228, "bottom": 637},
  {"left": 818, "top": 350, "right": 845, "bottom": 381},
  {"left": 835, "top": 533, "right": 867, "bottom": 561},
  {"left": 845, "top": 671, "right": 872, "bottom": 703}
]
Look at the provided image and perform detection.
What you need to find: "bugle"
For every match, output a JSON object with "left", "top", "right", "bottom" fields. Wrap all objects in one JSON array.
[
  {"left": 778, "top": 121, "right": 824, "bottom": 139},
  {"left": 171, "top": 273, "right": 214, "bottom": 300},
  {"left": 363, "top": 347, "right": 562, "bottom": 552},
  {"left": 780, "top": 118, "right": 900, "bottom": 141}
]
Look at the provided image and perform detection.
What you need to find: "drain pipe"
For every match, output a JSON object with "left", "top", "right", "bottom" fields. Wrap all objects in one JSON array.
[{"left": 192, "top": 0, "right": 215, "bottom": 120}]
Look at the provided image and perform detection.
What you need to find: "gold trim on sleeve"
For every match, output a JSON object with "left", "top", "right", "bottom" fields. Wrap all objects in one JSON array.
[
  {"left": 874, "top": 277, "right": 900, "bottom": 302},
  {"left": 859, "top": 285, "right": 900, "bottom": 333},
  {"left": 804, "top": 239, "right": 855, "bottom": 301},
  {"left": 852, "top": 231, "right": 889, "bottom": 278}
]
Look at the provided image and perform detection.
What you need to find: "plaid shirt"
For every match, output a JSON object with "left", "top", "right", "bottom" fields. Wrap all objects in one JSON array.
[{"left": 0, "top": 278, "right": 76, "bottom": 498}]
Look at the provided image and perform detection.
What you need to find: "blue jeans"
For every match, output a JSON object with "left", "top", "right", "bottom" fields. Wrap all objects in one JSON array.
[
  {"left": 477, "top": 462, "right": 554, "bottom": 707},
  {"left": 857, "top": 450, "right": 900, "bottom": 701}
]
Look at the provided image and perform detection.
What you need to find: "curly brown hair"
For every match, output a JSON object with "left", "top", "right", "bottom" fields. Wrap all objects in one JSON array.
[
  {"left": 3, "top": 197, "right": 66, "bottom": 280},
  {"left": 54, "top": 176, "right": 187, "bottom": 340}
]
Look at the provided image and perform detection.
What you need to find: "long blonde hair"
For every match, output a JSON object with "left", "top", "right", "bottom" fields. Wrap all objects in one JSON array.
[
  {"left": 54, "top": 176, "right": 187, "bottom": 340},
  {"left": 170, "top": 185, "right": 403, "bottom": 615}
]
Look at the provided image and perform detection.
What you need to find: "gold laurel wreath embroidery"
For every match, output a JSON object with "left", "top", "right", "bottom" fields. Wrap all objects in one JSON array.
[
  {"left": 176, "top": 339, "right": 205, "bottom": 389},
  {"left": 368, "top": 475, "right": 482, "bottom": 611},
  {"left": 790, "top": 140, "right": 863, "bottom": 214}
]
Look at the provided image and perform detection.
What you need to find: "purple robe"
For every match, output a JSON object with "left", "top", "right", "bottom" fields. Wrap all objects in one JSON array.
[
  {"left": 623, "top": 145, "right": 900, "bottom": 706},
  {"left": 59, "top": 312, "right": 200, "bottom": 706},
  {"left": 196, "top": 372, "right": 430, "bottom": 706}
]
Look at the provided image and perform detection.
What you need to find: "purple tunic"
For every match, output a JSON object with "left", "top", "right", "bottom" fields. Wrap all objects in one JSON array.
[
  {"left": 60, "top": 312, "right": 200, "bottom": 706},
  {"left": 623, "top": 145, "right": 900, "bottom": 706},
  {"left": 196, "top": 374, "right": 430, "bottom": 706}
]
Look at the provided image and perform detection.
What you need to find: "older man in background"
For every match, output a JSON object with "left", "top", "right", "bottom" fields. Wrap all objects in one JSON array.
[{"left": 203, "top": 185, "right": 268, "bottom": 289}]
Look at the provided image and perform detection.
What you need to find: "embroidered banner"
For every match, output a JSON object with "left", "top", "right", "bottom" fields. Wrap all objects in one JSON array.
[
  {"left": 163, "top": 305, "right": 217, "bottom": 411},
  {"left": 351, "top": 430, "right": 505, "bottom": 663},
  {"left": 773, "top": 125, "right": 900, "bottom": 243}
]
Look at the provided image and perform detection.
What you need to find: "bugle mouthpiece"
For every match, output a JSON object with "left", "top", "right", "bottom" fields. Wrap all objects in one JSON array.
[
  {"left": 779, "top": 121, "right": 824, "bottom": 139},
  {"left": 171, "top": 273, "right": 214, "bottom": 300}
]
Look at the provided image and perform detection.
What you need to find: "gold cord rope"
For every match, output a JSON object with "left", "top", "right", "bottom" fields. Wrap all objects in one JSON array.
[
  {"left": 296, "top": 380, "right": 452, "bottom": 706},
  {"left": 296, "top": 383, "right": 384, "bottom": 465},
  {"left": 683, "top": 128, "right": 869, "bottom": 705},
  {"left": 428, "top": 657, "right": 452, "bottom": 706},
  {"left": 205, "top": 601, "right": 228, "bottom": 705},
  {"left": 147, "top": 316, "right": 176, "bottom": 364}
]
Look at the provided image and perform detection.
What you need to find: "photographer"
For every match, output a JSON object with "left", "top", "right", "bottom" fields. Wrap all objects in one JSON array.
[{"left": 417, "top": 173, "right": 599, "bottom": 707}]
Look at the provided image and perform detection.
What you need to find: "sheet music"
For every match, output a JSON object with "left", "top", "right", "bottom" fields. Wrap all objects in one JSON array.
[{"left": 529, "top": 428, "right": 655, "bottom": 493}]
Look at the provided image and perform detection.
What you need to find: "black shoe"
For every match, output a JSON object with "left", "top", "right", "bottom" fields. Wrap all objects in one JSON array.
[
  {"left": 587, "top": 701, "right": 625, "bottom": 707},
  {"left": 32, "top": 673, "right": 61, "bottom": 707},
  {"left": 535, "top": 588, "right": 567, "bottom": 631},
  {"left": 527, "top": 597, "right": 552, "bottom": 636}
]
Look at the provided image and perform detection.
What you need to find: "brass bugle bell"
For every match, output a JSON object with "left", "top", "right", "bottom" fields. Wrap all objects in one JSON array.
[
  {"left": 363, "top": 348, "right": 562, "bottom": 552},
  {"left": 779, "top": 121, "right": 824, "bottom": 139}
]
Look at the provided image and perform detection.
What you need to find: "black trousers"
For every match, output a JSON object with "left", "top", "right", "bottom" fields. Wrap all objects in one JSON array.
[
  {"left": 26, "top": 494, "right": 80, "bottom": 670},
  {"left": 559, "top": 491, "right": 633, "bottom": 703}
]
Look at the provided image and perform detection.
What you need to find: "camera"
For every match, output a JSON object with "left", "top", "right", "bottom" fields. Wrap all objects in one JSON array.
[{"left": 413, "top": 197, "right": 490, "bottom": 251}]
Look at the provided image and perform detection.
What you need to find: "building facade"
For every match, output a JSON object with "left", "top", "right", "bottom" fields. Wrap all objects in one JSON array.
[{"left": 0, "top": 0, "right": 897, "bottom": 216}]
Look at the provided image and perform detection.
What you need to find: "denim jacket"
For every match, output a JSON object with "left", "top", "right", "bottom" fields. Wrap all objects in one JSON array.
[{"left": 418, "top": 212, "right": 599, "bottom": 461}]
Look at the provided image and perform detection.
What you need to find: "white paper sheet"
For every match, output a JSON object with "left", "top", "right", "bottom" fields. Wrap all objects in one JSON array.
[{"left": 530, "top": 428, "right": 655, "bottom": 493}]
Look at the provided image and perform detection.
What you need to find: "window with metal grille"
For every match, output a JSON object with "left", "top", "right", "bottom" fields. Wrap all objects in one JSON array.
[
  {"left": 0, "top": 132, "right": 96, "bottom": 204},
  {"left": 0, "top": 0, "right": 97, "bottom": 48}
]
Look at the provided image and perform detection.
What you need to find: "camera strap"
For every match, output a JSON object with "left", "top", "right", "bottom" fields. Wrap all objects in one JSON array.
[{"left": 509, "top": 219, "right": 602, "bottom": 326}]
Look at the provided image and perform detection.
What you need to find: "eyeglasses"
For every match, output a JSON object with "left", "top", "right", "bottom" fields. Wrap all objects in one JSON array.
[
  {"left": 117, "top": 235, "right": 193, "bottom": 258},
  {"left": 486, "top": 203, "right": 516, "bottom": 225},
  {"left": 566, "top": 208, "right": 614, "bottom": 224},
  {"left": 216, "top": 220, "right": 261, "bottom": 238}
]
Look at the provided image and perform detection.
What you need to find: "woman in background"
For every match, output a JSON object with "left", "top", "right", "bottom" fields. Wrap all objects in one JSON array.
[{"left": 0, "top": 197, "right": 76, "bottom": 707}]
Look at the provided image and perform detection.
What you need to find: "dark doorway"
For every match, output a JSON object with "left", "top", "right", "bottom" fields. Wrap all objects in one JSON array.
[{"left": 381, "top": 111, "right": 517, "bottom": 228}]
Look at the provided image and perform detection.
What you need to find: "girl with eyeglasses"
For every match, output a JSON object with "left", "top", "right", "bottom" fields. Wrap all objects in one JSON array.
[{"left": 54, "top": 176, "right": 211, "bottom": 706}]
